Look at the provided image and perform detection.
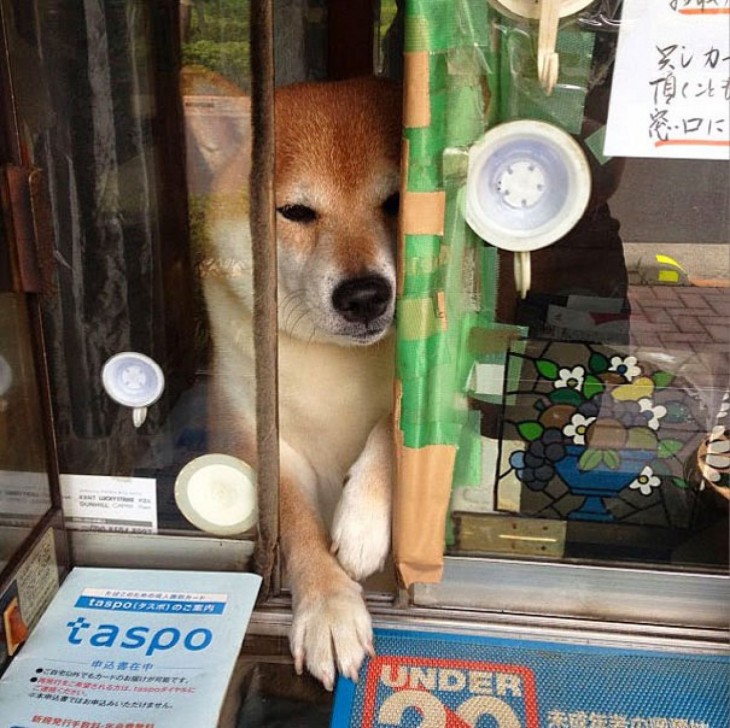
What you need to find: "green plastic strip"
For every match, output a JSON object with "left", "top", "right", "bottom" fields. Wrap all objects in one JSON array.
[
  {"left": 585, "top": 125, "right": 613, "bottom": 165},
  {"left": 398, "top": 0, "right": 590, "bottom": 522},
  {"left": 452, "top": 410, "right": 484, "bottom": 488}
]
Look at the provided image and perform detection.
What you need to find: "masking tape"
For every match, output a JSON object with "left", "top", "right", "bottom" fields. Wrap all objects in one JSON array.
[
  {"left": 402, "top": 191, "right": 447, "bottom": 235},
  {"left": 394, "top": 443, "right": 457, "bottom": 587},
  {"left": 404, "top": 52, "right": 432, "bottom": 128}
]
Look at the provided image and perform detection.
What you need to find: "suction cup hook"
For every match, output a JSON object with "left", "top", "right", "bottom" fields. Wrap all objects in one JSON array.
[
  {"left": 488, "top": 1, "right": 595, "bottom": 94},
  {"left": 515, "top": 251, "right": 532, "bottom": 299},
  {"left": 101, "top": 352, "right": 165, "bottom": 429},
  {"left": 538, "top": 0, "right": 561, "bottom": 95},
  {"left": 464, "top": 120, "right": 592, "bottom": 300},
  {"left": 132, "top": 407, "right": 148, "bottom": 428}
]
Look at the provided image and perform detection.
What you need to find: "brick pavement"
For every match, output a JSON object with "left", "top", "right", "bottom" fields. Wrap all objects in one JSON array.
[{"left": 628, "top": 285, "right": 729, "bottom": 363}]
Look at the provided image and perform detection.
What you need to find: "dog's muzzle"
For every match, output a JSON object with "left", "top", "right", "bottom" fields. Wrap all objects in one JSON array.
[{"left": 331, "top": 275, "right": 393, "bottom": 325}]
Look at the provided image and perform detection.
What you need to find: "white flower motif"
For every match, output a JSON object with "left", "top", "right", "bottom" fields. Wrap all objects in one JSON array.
[
  {"left": 608, "top": 355, "right": 641, "bottom": 381},
  {"left": 638, "top": 398, "right": 667, "bottom": 431},
  {"left": 555, "top": 366, "right": 585, "bottom": 391},
  {"left": 563, "top": 413, "right": 596, "bottom": 446},
  {"left": 629, "top": 466, "right": 661, "bottom": 496}
]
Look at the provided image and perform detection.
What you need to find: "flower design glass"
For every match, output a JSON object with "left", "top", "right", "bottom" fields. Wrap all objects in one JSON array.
[
  {"left": 504, "top": 345, "right": 697, "bottom": 522},
  {"left": 608, "top": 355, "right": 641, "bottom": 381},
  {"left": 563, "top": 413, "right": 595, "bottom": 446},
  {"left": 638, "top": 398, "right": 667, "bottom": 431},
  {"left": 629, "top": 466, "right": 661, "bottom": 496},
  {"left": 554, "top": 365, "right": 585, "bottom": 390}
]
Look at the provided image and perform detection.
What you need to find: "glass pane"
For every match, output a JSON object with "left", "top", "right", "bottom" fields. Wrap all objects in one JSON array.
[
  {"left": 0, "top": 294, "right": 52, "bottom": 572},
  {"left": 395, "top": 0, "right": 729, "bottom": 574},
  {"left": 3, "top": 0, "right": 260, "bottom": 542}
]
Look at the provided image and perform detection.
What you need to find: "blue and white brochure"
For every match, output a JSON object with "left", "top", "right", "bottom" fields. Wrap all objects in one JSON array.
[{"left": 0, "top": 567, "right": 261, "bottom": 727}]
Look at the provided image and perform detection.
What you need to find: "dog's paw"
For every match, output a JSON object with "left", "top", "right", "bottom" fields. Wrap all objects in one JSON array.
[
  {"left": 290, "top": 575, "right": 373, "bottom": 690},
  {"left": 331, "top": 468, "right": 391, "bottom": 581}
]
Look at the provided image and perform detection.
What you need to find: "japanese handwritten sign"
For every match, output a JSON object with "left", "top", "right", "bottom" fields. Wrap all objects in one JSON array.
[{"left": 605, "top": 0, "right": 730, "bottom": 159}]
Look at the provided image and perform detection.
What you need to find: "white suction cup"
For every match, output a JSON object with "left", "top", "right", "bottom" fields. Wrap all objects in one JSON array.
[
  {"left": 175, "top": 454, "right": 257, "bottom": 536},
  {"left": 101, "top": 352, "right": 165, "bottom": 428},
  {"left": 488, "top": 0, "right": 594, "bottom": 21},
  {"left": 466, "top": 120, "right": 591, "bottom": 298},
  {"left": 466, "top": 119, "right": 591, "bottom": 252}
]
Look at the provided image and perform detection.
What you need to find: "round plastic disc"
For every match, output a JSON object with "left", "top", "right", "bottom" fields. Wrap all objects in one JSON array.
[
  {"left": 101, "top": 352, "right": 165, "bottom": 409},
  {"left": 488, "top": 0, "right": 594, "bottom": 20},
  {"left": 175, "top": 454, "right": 257, "bottom": 536},
  {"left": 465, "top": 119, "right": 591, "bottom": 253}
]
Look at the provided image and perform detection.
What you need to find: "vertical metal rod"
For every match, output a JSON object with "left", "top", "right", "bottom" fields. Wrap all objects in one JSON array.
[{"left": 249, "top": 0, "right": 280, "bottom": 598}]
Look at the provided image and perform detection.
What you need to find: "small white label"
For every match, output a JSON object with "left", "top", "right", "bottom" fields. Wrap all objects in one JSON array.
[{"left": 60, "top": 474, "right": 157, "bottom": 534}]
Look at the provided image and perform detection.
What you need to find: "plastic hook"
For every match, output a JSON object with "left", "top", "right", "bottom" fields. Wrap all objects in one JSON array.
[
  {"left": 515, "top": 250, "right": 532, "bottom": 299},
  {"left": 538, "top": 0, "right": 561, "bottom": 95}
]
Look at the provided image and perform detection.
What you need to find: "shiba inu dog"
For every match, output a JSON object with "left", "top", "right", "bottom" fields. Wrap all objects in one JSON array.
[{"left": 204, "top": 77, "right": 401, "bottom": 689}]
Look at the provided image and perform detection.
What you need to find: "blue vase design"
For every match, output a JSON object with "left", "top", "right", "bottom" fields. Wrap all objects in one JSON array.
[{"left": 554, "top": 445, "right": 656, "bottom": 522}]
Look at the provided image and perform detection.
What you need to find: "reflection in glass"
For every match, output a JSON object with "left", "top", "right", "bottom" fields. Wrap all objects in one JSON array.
[{"left": 0, "top": 294, "right": 52, "bottom": 570}]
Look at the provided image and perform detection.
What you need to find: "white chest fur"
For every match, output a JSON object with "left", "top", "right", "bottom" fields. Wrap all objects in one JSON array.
[{"left": 277, "top": 331, "right": 394, "bottom": 487}]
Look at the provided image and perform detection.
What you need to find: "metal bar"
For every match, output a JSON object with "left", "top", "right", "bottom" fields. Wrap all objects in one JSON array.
[
  {"left": 70, "top": 532, "right": 255, "bottom": 572},
  {"left": 412, "top": 556, "right": 730, "bottom": 630},
  {"left": 0, "top": 511, "right": 68, "bottom": 601},
  {"left": 3, "top": 165, "right": 42, "bottom": 293},
  {"left": 246, "top": 599, "right": 730, "bottom": 654},
  {"left": 249, "top": 0, "right": 280, "bottom": 598}
]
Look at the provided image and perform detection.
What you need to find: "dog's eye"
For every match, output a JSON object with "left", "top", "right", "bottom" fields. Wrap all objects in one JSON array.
[
  {"left": 382, "top": 192, "right": 400, "bottom": 217},
  {"left": 277, "top": 204, "right": 318, "bottom": 223}
]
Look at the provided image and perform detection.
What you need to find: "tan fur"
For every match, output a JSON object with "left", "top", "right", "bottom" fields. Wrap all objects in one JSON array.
[{"left": 204, "top": 77, "right": 401, "bottom": 689}]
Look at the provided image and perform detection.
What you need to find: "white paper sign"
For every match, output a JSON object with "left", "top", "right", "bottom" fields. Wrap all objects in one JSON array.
[
  {"left": 60, "top": 473, "right": 158, "bottom": 533},
  {"left": 0, "top": 567, "right": 261, "bottom": 728},
  {"left": 605, "top": 0, "right": 730, "bottom": 160}
]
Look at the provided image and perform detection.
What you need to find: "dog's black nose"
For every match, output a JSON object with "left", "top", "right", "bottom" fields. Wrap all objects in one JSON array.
[{"left": 332, "top": 276, "right": 392, "bottom": 324}]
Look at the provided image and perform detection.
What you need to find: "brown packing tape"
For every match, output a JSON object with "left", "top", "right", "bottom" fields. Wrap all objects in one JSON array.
[
  {"left": 402, "top": 191, "right": 446, "bottom": 236},
  {"left": 403, "top": 52, "right": 431, "bottom": 128},
  {"left": 393, "top": 444, "right": 457, "bottom": 587}
]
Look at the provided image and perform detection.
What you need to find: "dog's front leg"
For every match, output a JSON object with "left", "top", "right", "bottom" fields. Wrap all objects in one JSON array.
[
  {"left": 331, "top": 414, "right": 393, "bottom": 581},
  {"left": 279, "top": 448, "right": 374, "bottom": 690}
]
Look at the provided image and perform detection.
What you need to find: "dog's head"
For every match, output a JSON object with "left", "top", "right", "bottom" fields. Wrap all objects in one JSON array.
[{"left": 275, "top": 77, "right": 402, "bottom": 346}]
